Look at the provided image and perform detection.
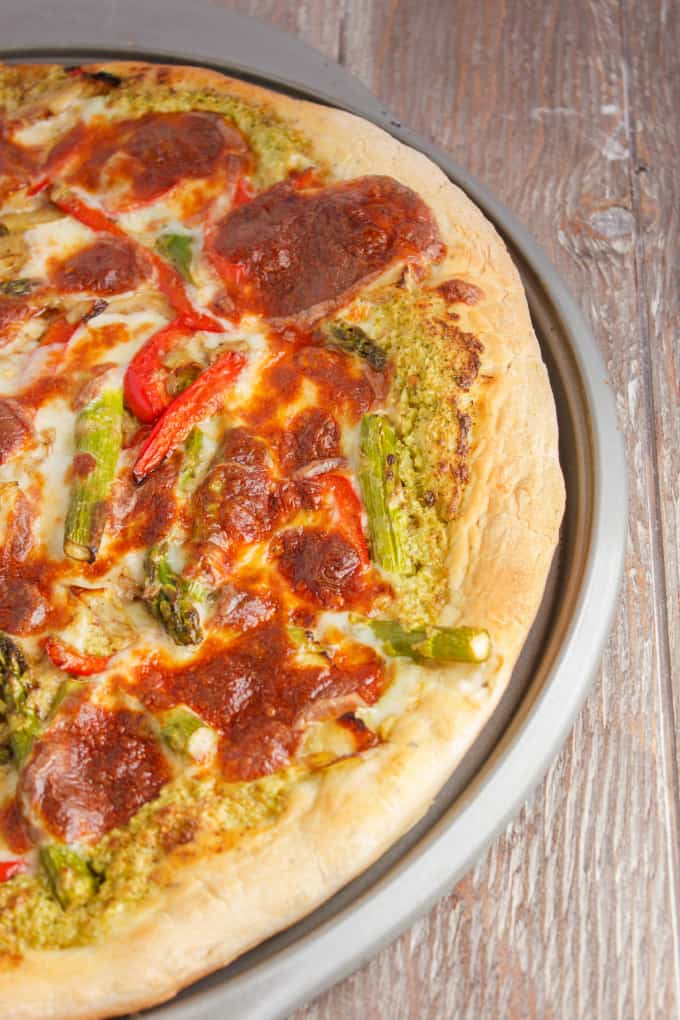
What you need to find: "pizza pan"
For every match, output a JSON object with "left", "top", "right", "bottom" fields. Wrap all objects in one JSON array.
[{"left": 0, "top": 4, "right": 627, "bottom": 1018}]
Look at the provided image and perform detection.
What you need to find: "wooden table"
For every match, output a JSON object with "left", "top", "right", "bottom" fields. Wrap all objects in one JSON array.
[{"left": 219, "top": 2, "right": 678, "bottom": 1015}]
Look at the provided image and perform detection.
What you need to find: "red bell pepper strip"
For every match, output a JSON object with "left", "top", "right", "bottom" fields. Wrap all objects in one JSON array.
[
  {"left": 40, "top": 300, "right": 107, "bottom": 348},
  {"left": 49, "top": 187, "right": 128, "bottom": 238},
  {"left": 318, "top": 472, "right": 369, "bottom": 565},
  {"left": 0, "top": 859, "right": 27, "bottom": 882},
  {"left": 232, "top": 175, "right": 254, "bottom": 207},
  {"left": 133, "top": 349, "right": 246, "bottom": 483},
  {"left": 39, "top": 314, "right": 80, "bottom": 347},
  {"left": 124, "top": 318, "right": 190, "bottom": 423},
  {"left": 291, "top": 167, "right": 322, "bottom": 190},
  {"left": 44, "top": 637, "right": 111, "bottom": 676},
  {"left": 150, "top": 254, "right": 220, "bottom": 330}
]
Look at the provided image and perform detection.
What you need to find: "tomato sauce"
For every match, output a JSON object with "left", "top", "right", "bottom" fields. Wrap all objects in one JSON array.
[{"left": 134, "top": 621, "right": 384, "bottom": 781}]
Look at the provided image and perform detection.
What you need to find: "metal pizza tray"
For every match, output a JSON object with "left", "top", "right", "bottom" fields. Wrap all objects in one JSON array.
[{"left": 0, "top": 4, "right": 627, "bottom": 1018}]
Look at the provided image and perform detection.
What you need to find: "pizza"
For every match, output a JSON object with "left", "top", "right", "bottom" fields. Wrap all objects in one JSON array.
[{"left": 0, "top": 62, "right": 565, "bottom": 1018}]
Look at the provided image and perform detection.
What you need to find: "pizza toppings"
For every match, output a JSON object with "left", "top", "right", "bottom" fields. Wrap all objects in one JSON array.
[
  {"left": 0, "top": 858, "right": 27, "bottom": 882},
  {"left": 0, "top": 66, "right": 494, "bottom": 950},
  {"left": 52, "top": 236, "right": 148, "bottom": 295},
  {"left": 362, "top": 618, "right": 491, "bottom": 663},
  {"left": 135, "top": 622, "right": 384, "bottom": 782},
  {"left": 67, "top": 111, "right": 249, "bottom": 209},
  {"left": 279, "top": 407, "right": 340, "bottom": 473},
  {"left": 39, "top": 843, "right": 98, "bottom": 908},
  {"left": 155, "top": 231, "right": 195, "bottom": 283},
  {"left": 63, "top": 389, "right": 123, "bottom": 563},
  {"left": 193, "top": 432, "right": 280, "bottom": 551},
  {"left": 132, "top": 349, "right": 246, "bottom": 482},
  {"left": 143, "top": 544, "right": 203, "bottom": 646},
  {"left": 275, "top": 528, "right": 364, "bottom": 609},
  {"left": 321, "top": 320, "right": 387, "bottom": 372},
  {"left": 124, "top": 319, "right": 197, "bottom": 423},
  {"left": 359, "top": 414, "right": 412, "bottom": 575},
  {"left": 110, "top": 456, "right": 180, "bottom": 552},
  {"left": 21, "top": 702, "right": 170, "bottom": 843},
  {"left": 210, "top": 175, "right": 444, "bottom": 321},
  {"left": 43, "top": 637, "right": 111, "bottom": 676},
  {"left": 437, "top": 277, "right": 484, "bottom": 305},
  {"left": 0, "top": 797, "right": 32, "bottom": 853}
]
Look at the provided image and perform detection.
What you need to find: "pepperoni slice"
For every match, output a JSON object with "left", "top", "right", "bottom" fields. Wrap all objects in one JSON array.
[
  {"left": 210, "top": 175, "right": 445, "bottom": 322},
  {"left": 52, "top": 236, "right": 148, "bottom": 295},
  {"left": 70, "top": 112, "right": 249, "bottom": 209},
  {"left": 21, "top": 702, "right": 170, "bottom": 843}
]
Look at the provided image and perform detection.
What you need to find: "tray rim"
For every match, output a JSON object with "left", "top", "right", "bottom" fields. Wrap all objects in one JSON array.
[{"left": 0, "top": 8, "right": 628, "bottom": 1019}]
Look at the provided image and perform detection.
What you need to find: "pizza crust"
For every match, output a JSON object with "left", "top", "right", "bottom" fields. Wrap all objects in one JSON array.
[{"left": 0, "top": 62, "right": 565, "bottom": 1019}]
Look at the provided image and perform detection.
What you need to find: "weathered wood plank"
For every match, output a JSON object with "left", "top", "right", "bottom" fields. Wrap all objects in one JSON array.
[
  {"left": 622, "top": 0, "right": 680, "bottom": 750},
  {"left": 204, "top": 2, "right": 680, "bottom": 1016}
]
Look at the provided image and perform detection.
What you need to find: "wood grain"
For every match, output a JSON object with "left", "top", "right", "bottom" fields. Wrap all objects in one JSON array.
[{"left": 218, "top": 1, "right": 679, "bottom": 1015}]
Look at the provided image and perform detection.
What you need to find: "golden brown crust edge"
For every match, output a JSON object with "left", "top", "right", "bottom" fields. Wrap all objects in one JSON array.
[{"left": 0, "top": 62, "right": 566, "bottom": 1020}]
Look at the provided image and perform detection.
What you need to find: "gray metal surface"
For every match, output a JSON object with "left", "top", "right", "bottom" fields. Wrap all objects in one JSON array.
[{"left": 0, "top": 4, "right": 627, "bottom": 1019}]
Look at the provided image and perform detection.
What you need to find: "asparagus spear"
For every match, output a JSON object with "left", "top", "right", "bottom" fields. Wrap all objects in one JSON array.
[
  {"left": 40, "top": 845, "right": 98, "bottom": 909},
  {"left": 358, "top": 414, "right": 413, "bottom": 575},
  {"left": 155, "top": 232, "right": 195, "bottom": 284},
  {"left": 179, "top": 426, "right": 204, "bottom": 492},
  {"left": 0, "top": 632, "right": 40, "bottom": 766},
  {"left": 286, "top": 625, "right": 329, "bottom": 667},
  {"left": 144, "top": 544, "right": 203, "bottom": 646},
  {"left": 323, "top": 321, "right": 387, "bottom": 371},
  {"left": 64, "top": 389, "right": 123, "bottom": 563},
  {"left": 0, "top": 278, "right": 38, "bottom": 297},
  {"left": 364, "top": 618, "right": 491, "bottom": 664},
  {"left": 160, "top": 706, "right": 206, "bottom": 755}
]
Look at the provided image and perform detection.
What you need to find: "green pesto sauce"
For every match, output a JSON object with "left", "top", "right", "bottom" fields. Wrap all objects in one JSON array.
[
  {"left": 0, "top": 772, "right": 291, "bottom": 952},
  {"left": 361, "top": 284, "right": 481, "bottom": 624},
  {"left": 0, "top": 66, "right": 71, "bottom": 115},
  {"left": 106, "top": 83, "right": 313, "bottom": 189}
]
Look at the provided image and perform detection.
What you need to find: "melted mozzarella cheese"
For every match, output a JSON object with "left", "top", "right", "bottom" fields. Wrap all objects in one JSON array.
[{"left": 21, "top": 217, "right": 95, "bottom": 279}]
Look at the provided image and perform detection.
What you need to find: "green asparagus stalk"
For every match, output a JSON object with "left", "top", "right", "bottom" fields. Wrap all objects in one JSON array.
[
  {"left": 160, "top": 706, "right": 206, "bottom": 755},
  {"left": 286, "top": 625, "right": 329, "bottom": 666},
  {"left": 358, "top": 414, "right": 413, "bottom": 575},
  {"left": 40, "top": 845, "right": 98, "bottom": 909},
  {"left": 0, "top": 278, "right": 38, "bottom": 297},
  {"left": 64, "top": 389, "right": 123, "bottom": 563},
  {"left": 364, "top": 618, "right": 491, "bottom": 664},
  {"left": 323, "top": 321, "right": 387, "bottom": 371},
  {"left": 155, "top": 232, "right": 195, "bottom": 284},
  {"left": 0, "top": 632, "right": 40, "bottom": 765},
  {"left": 179, "top": 426, "right": 204, "bottom": 492},
  {"left": 144, "top": 544, "right": 203, "bottom": 646}
]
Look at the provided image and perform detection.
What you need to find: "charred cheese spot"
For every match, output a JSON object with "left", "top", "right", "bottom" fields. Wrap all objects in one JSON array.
[
  {"left": 278, "top": 407, "right": 340, "bottom": 472},
  {"left": 275, "top": 528, "right": 363, "bottom": 610},
  {"left": 20, "top": 701, "right": 170, "bottom": 844},
  {"left": 133, "top": 623, "right": 384, "bottom": 782}
]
